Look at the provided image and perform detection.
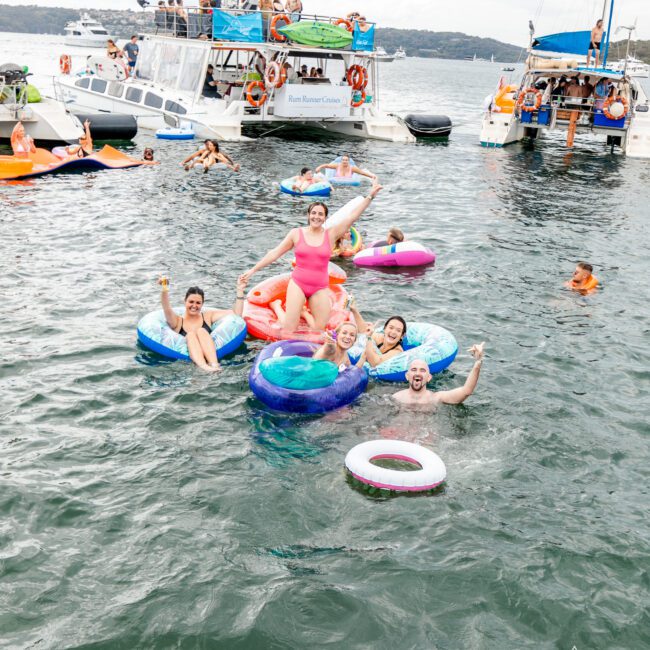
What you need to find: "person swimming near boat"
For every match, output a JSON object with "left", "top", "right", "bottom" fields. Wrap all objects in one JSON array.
[
  {"left": 181, "top": 139, "right": 239, "bottom": 172},
  {"left": 200, "top": 139, "right": 240, "bottom": 173},
  {"left": 565, "top": 262, "right": 599, "bottom": 294},
  {"left": 157, "top": 274, "right": 248, "bottom": 372},
  {"left": 587, "top": 19, "right": 604, "bottom": 68},
  {"left": 239, "top": 184, "right": 382, "bottom": 333},
  {"left": 315, "top": 154, "right": 377, "bottom": 182},
  {"left": 372, "top": 227, "right": 404, "bottom": 248},
  {"left": 143, "top": 147, "right": 156, "bottom": 162},
  {"left": 348, "top": 299, "right": 407, "bottom": 367},
  {"left": 393, "top": 343, "right": 485, "bottom": 408},
  {"left": 10, "top": 122, "right": 36, "bottom": 158},
  {"left": 312, "top": 321, "right": 365, "bottom": 371},
  {"left": 292, "top": 168, "right": 323, "bottom": 192}
]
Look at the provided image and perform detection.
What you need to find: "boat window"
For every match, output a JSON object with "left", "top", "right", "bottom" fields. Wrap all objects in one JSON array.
[
  {"left": 75, "top": 77, "right": 91, "bottom": 89},
  {"left": 164, "top": 100, "right": 187, "bottom": 115},
  {"left": 136, "top": 40, "right": 161, "bottom": 82},
  {"left": 177, "top": 46, "right": 206, "bottom": 94},
  {"left": 73, "top": 31, "right": 81, "bottom": 36},
  {"left": 108, "top": 81, "right": 124, "bottom": 98},
  {"left": 144, "top": 92, "right": 163, "bottom": 109},
  {"left": 91, "top": 30, "right": 108, "bottom": 35},
  {"left": 125, "top": 87, "right": 143, "bottom": 103},
  {"left": 91, "top": 78, "right": 107, "bottom": 93},
  {"left": 156, "top": 42, "right": 183, "bottom": 89}
]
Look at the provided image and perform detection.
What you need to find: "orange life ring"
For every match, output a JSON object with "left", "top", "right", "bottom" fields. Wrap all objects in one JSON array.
[
  {"left": 270, "top": 14, "right": 291, "bottom": 41},
  {"left": 603, "top": 96, "right": 628, "bottom": 120},
  {"left": 334, "top": 18, "right": 353, "bottom": 32},
  {"left": 351, "top": 88, "right": 366, "bottom": 108},
  {"left": 60, "top": 54, "right": 71, "bottom": 75},
  {"left": 264, "top": 61, "right": 287, "bottom": 89},
  {"left": 246, "top": 81, "right": 268, "bottom": 107},
  {"left": 517, "top": 87, "right": 542, "bottom": 112},
  {"left": 346, "top": 65, "right": 367, "bottom": 91}
]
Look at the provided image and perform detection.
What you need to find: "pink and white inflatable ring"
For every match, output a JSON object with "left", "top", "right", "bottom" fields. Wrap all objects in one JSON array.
[{"left": 345, "top": 440, "right": 446, "bottom": 492}]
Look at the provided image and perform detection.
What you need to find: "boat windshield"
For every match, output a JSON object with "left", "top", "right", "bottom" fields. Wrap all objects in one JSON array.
[{"left": 137, "top": 39, "right": 207, "bottom": 94}]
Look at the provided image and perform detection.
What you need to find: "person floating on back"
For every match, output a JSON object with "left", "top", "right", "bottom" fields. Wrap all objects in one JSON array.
[{"left": 565, "top": 262, "right": 599, "bottom": 294}]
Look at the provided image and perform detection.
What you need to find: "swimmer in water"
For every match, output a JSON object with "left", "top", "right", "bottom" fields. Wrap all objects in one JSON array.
[
  {"left": 292, "top": 167, "right": 322, "bottom": 192},
  {"left": 372, "top": 227, "right": 404, "bottom": 248},
  {"left": 312, "top": 321, "right": 365, "bottom": 370},
  {"left": 393, "top": 343, "right": 485, "bottom": 408},
  {"left": 565, "top": 262, "right": 599, "bottom": 294},
  {"left": 315, "top": 154, "right": 377, "bottom": 182},
  {"left": 182, "top": 139, "right": 240, "bottom": 172},
  {"left": 157, "top": 274, "right": 248, "bottom": 372}
]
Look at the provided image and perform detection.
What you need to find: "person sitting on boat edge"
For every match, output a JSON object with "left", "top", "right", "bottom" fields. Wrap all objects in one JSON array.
[
  {"left": 565, "top": 262, "right": 598, "bottom": 294},
  {"left": 393, "top": 344, "right": 485, "bottom": 408},
  {"left": 315, "top": 154, "right": 377, "bottom": 182},
  {"left": 10, "top": 122, "right": 36, "bottom": 158},
  {"left": 157, "top": 274, "right": 248, "bottom": 372},
  {"left": 312, "top": 321, "right": 365, "bottom": 371},
  {"left": 239, "top": 184, "right": 382, "bottom": 333},
  {"left": 106, "top": 39, "right": 123, "bottom": 60},
  {"left": 348, "top": 300, "right": 407, "bottom": 367},
  {"left": 372, "top": 227, "right": 404, "bottom": 248}
]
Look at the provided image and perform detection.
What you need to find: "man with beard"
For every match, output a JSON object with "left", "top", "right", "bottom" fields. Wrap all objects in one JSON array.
[{"left": 393, "top": 343, "right": 485, "bottom": 408}]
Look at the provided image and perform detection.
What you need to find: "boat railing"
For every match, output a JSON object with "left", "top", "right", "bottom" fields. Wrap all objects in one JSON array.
[
  {"left": 147, "top": 5, "right": 376, "bottom": 49},
  {"left": 515, "top": 93, "right": 631, "bottom": 126}
]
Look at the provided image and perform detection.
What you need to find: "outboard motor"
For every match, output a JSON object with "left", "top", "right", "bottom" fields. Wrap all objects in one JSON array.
[
  {"left": 73, "top": 113, "right": 138, "bottom": 141},
  {"left": 403, "top": 114, "right": 452, "bottom": 139}
]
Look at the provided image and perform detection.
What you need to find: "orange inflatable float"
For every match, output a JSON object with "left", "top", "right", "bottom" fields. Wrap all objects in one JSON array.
[{"left": 493, "top": 84, "right": 518, "bottom": 114}]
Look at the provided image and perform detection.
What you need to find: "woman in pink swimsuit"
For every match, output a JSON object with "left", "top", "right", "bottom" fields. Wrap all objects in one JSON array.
[
  {"left": 315, "top": 154, "right": 377, "bottom": 182},
  {"left": 239, "top": 183, "right": 383, "bottom": 332}
]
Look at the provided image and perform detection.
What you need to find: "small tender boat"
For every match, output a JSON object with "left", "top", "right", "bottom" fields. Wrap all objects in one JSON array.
[
  {"left": 63, "top": 13, "right": 111, "bottom": 48},
  {"left": 394, "top": 46, "right": 406, "bottom": 60},
  {"left": 156, "top": 125, "right": 194, "bottom": 140}
]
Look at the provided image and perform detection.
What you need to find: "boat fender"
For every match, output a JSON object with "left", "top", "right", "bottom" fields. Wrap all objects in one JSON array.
[
  {"left": 403, "top": 114, "right": 452, "bottom": 138},
  {"left": 72, "top": 113, "right": 138, "bottom": 141}
]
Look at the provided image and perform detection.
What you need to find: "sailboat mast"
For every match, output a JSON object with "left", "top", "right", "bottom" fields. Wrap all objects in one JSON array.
[{"left": 602, "top": 0, "right": 614, "bottom": 68}]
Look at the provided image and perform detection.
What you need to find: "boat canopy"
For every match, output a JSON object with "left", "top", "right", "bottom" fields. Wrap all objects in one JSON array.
[{"left": 532, "top": 31, "right": 606, "bottom": 56}]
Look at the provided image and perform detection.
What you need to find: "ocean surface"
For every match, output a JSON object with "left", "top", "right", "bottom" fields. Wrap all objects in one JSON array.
[{"left": 1, "top": 33, "right": 650, "bottom": 649}]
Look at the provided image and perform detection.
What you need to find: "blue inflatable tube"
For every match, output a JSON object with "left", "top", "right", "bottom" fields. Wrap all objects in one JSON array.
[
  {"left": 323, "top": 156, "right": 362, "bottom": 186},
  {"left": 249, "top": 340, "right": 368, "bottom": 413},
  {"left": 280, "top": 177, "right": 332, "bottom": 197},
  {"left": 137, "top": 309, "right": 247, "bottom": 361},
  {"left": 348, "top": 322, "right": 458, "bottom": 382}
]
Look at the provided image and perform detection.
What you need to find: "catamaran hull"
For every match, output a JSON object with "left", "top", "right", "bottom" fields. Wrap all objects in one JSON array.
[
  {"left": 0, "top": 99, "right": 83, "bottom": 144},
  {"left": 479, "top": 111, "right": 525, "bottom": 147}
]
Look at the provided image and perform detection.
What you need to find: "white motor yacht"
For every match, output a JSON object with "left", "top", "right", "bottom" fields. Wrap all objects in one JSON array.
[
  {"left": 55, "top": 9, "right": 431, "bottom": 143},
  {"left": 64, "top": 13, "right": 111, "bottom": 48},
  {"left": 0, "top": 64, "right": 83, "bottom": 144},
  {"left": 394, "top": 47, "right": 406, "bottom": 60},
  {"left": 609, "top": 56, "right": 649, "bottom": 78},
  {"left": 375, "top": 46, "right": 395, "bottom": 63}
]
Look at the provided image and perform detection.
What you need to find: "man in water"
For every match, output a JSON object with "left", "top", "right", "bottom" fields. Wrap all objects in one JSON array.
[
  {"left": 393, "top": 343, "right": 485, "bottom": 408},
  {"left": 587, "top": 19, "right": 604, "bottom": 68},
  {"left": 565, "top": 262, "right": 598, "bottom": 294}
]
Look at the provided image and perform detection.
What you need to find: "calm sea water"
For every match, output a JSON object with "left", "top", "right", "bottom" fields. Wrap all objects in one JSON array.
[{"left": 2, "top": 33, "right": 650, "bottom": 649}]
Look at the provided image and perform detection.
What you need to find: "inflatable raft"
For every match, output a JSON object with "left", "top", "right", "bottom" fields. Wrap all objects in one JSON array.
[
  {"left": 323, "top": 156, "right": 362, "bottom": 186},
  {"left": 353, "top": 241, "right": 436, "bottom": 268},
  {"left": 0, "top": 145, "right": 155, "bottom": 181},
  {"left": 280, "top": 176, "right": 332, "bottom": 197}
]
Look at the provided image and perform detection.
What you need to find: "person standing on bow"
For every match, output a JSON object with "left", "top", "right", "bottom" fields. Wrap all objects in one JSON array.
[{"left": 239, "top": 184, "right": 383, "bottom": 332}]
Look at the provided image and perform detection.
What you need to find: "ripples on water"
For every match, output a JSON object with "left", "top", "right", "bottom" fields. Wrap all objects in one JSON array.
[{"left": 1, "top": 36, "right": 650, "bottom": 648}]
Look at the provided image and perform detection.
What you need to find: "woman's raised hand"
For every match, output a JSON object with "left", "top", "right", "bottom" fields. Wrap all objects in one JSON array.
[
  {"left": 369, "top": 182, "right": 383, "bottom": 199},
  {"left": 236, "top": 274, "right": 249, "bottom": 293},
  {"left": 239, "top": 268, "right": 255, "bottom": 284},
  {"left": 157, "top": 275, "right": 169, "bottom": 288}
]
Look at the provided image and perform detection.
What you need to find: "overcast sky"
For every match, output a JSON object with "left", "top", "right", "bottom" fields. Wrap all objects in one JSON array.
[{"left": 3, "top": 0, "right": 649, "bottom": 44}]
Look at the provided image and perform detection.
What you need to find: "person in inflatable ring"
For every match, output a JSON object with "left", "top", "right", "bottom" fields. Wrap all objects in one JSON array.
[
  {"left": 157, "top": 274, "right": 248, "bottom": 372},
  {"left": 292, "top": 167, "right": 324, "bottom": 193},
  {"left": 312, "top": 321, "right": 365, "bottom": 371},
  {"left": 372, "top": 227, "right": 404, "bottom": 248},
  {"left": 393, "top": 343, "right": 485, "bottom": 408},
  {"left": 315, "top": 154, "right": 377, "bottom": 182},
  {"left": 349, "top": 299, "right": 407, "bottom": 367},
  {"left": 565, "top": 261, "right": 599, "bottom": 294}
]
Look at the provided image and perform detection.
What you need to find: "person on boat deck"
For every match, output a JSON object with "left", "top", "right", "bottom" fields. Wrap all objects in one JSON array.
[
  {"left": 348, "top": 303, "right": 408, "bottom": 368},
  {"left": 312, "top": 321, "right": 365, "bottom": 371},
  {"left": 123, "top": 36, "right": 139, "bottom": 74},
  {"left": 283, "top": 62, "right": 298, "bottom": 82},
  {"left": 203, "top": 64, "right": 221, "bottom": 98},
  {"left": 309, "top": 67, "right": 318, "bottom": 78},
  {"left": 64, "top": 119, "right": 93, "bottom": 158},
  {"left": 393, "top": 344, "right": 485, "bottom": 408},
  {"left": 565, "top": 262, "right": 599, "bottom": 294},
  {"left": 181, "top": 139, "right": 239, "bottom": 170},
  {"left": 10, "top": 122, "right": 35, "bottom": 158},
  {"left": 285, "top": 0, "right": 303, "bottom": 23},
  {"left": 157, "top": 275, "right": 248, "bottom": 372},
  {"left": 593, "top": 77, "right": 610, "bottom": 110},
  {"left": 173, "top": 0, "right": 188, "bottom": 38},
  {"left": 106, "top": 39, "right": 123, "bottom": 60},
  {"left": 373, "top": 227, "right": 404, "bottom": 248},
  {"left": 541, "top": 77, "right": 556, "bottom": 104},
  {"left": 292, "top": 167, "right": 321, "bottom": 192},
  {"left": 587, "top": 19, "right": 604, "bottom": 68},
  {"left": 581, "top": 75, "right": 594, "bottom": 101},
  {"left": 315, "top": 154, "right": 377, "bottom": 182},
  {"left": 254, "top": 53, "right": 267, "bottom": 79},
  {"left": 239, "top": 184, "right": 382, "bottom": 332},
  {"left": 299, "top": 64, "right": 308, "bottom": 78}
]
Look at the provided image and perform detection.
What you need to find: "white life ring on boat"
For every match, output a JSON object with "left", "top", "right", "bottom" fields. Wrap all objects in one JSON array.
[{"left": 345, "top": 440, "right": 446, "bottom": 492}]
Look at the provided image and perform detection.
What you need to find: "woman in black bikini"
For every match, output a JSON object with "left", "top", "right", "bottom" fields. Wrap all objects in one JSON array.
[
  {"left": 64, "top": 120, "right": 93, "bottom": 158},
  {"left": 157, "top": 275, "right": 248, "bottom": 372}
]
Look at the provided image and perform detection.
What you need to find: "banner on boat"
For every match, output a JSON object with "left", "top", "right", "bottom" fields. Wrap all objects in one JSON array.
[
  {"left": 273, "top": 85, "right": 352, "bottom": 118},
  {"left": 212, "top": 9, "right": 263, "bottom": 43}
]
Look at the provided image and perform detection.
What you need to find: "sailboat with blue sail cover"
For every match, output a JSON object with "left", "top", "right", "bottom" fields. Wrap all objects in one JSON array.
[{"left": 479, "top": 0, "right": 650, "bottom": 158}]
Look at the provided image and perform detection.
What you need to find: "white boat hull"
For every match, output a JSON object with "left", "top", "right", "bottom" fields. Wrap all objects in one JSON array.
[
  {"left": 64, "top": 36, "right": 108, "bottom": 48},
  {"left": 479, "top": 111, "right": 525, "bottom": 147},
  {"left": 0, "top": 98, "right": 83, "bottom": 143}
]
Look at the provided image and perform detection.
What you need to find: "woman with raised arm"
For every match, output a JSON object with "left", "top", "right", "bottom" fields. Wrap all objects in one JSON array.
[
  {"left": 157, "top": 275, "right": 248, "bottom": 372},
  {"left": 239, "top": 183, "right": 383, "bottom": 332}
]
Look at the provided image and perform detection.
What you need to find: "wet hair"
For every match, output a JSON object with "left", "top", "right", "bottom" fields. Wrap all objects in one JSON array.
[
  {"left": 205, "top": 139, "right": 219, "bottom": 152},
  {"left": 185, "top": 286, "right": 205, "bottom": 301},
  {"left": 300, "top": 167, "right": 311, "bottom": 175},
  {"left": 307, "top": 201, "right": 329, "bottom": 221},
  {"left": 143, "top": 148, "right": 154, "bottom": 159},
  {"left": 383, "top": 316, "right": 407, "bottom": 347},
  {"left": 388, "top": 227, "right": 404, "bottom": 243},
  {"left": 577, "top": 262, "right": 593, "bottom": 274}
]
